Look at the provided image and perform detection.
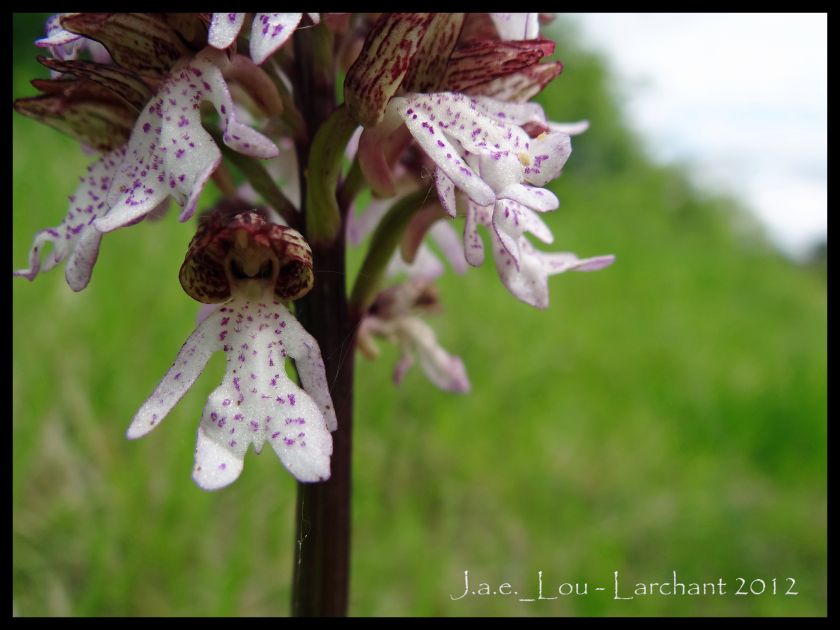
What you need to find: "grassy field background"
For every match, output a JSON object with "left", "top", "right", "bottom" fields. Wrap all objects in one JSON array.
[{"left": 12, "top": 15, "right": 826, "bottom": 616}]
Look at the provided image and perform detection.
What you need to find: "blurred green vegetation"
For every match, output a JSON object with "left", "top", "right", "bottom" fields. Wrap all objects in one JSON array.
[{"left": 12, "top": 14, "right": 825, "bottom": 617}]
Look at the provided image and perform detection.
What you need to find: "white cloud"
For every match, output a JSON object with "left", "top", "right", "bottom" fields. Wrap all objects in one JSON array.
[{"left": 565, "top": 13, "right": 827, "bottom": 258}]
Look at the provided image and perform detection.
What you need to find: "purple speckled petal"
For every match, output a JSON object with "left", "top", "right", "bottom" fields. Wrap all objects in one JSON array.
[
  {"left": 208, "top": 13, "right": 245, "bottom": 49},
  {"left": 250, "top": 13, "right": 302, "bottom": 65},
  {"left": 429, "top": 220, "right": 467, "bottom": 274},
  {"left": 14, "top": 147, "right": 125, "bottom": 291},
  {"left": 281, "top": 315, "right": 338, "bottom": 432},
  {"left": 471, "top": 95, "right": 546, "bottom": 126},
  {"left": 498, "top": 182, "right": 559, "bottom": 212},
  {"left": 522, "top": 130, "right": 572, "bottom": 187},
  {"left": 96, "top": 48, "right": 279, "bottom": 232},
  {"left": 491, "top": 198, "right": 554, "bottom": 269},
  {"left": 463, "top": 200, "right": 488, "bottom": 267},
  {"left": 434, "top": 168, "right": 457, "bottom": 217},
  {"left": 399, "top": 317, "right": 470, "bottom": 393},
  {"left": 129, "top": 298, "right": 335, "bottom": 490},
  {"left": 492, "top": 235, "right": 615, "bottom": 309},
  {"left": 37, "top": 13, "right": 109, "bottom": 65},
  {"left": 390, "top": 95, "right": 495, "bottom": 206},
  {"left": 128, "top": 317, "right": 218, "bottom": 440}
]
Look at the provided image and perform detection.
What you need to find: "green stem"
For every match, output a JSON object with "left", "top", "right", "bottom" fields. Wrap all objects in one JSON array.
[
  {"left": 348, "top": 188, "right": 432, "bottom": 315},
  {"left": 305, "top": 105, "right": 360, "bottom": 246},
  {"left": 338, "top": 157, "right": 365, "bottom": 219}
]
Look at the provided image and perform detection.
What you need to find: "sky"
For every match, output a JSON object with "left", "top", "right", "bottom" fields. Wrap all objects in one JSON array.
[{"left": 567, "top": 13, "right": 827, "bottom": 260}]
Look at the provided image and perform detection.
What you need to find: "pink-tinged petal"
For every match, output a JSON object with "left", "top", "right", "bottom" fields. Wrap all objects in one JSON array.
[
  {"left": 250, "top": 13, "right": 302, "bottom": 65},
  {"left": 429, "top": 220, "right": 468, "bottom": 274},
  {"left": 347, "top": 197, "right": 390, "bottom": 246},
  {"left": 498, "top": 183, "right": 559, "bottom": 211},
  {"left": 224, "top": 54, "right": 284, "bottom": 117},
  {"left": 393, "top": 353, "right": 414, "bottom": 385},
  {"left": 490, "top": 13, "right": 540, "bottom": 40},
  {"left": 542, "top": 253, "right": 616, "bottom": 275},
  {"left": 356, "top": 118, "right": 412, "bottom": 197},
  {"left": 345, "top": 13, "right": 434, "bottom": 127},
  {"left": 522, "top": 131, "right": 572, "bottom": 186},
  {"left": 14, "top": 147, "right": 125, "bottom": 291},
  {"left": 130, "top": 298, "right": 334, "bottom": 489},
  {"left": 128, "top": 317, "right": 218, "bottom": 440},
  {"left": 434, "top": 168, "right": 457, "bottom": 217},
  {"left": 401, "top": 203, "right": 449, "bottom": 265},
  {"left": 400, "top": 318, "right": 470, "bottom": 393},
  {"left": 549, "top": 120, "right": 589, "bottom": 136},
  {"left": 38, "top": 14, "right": 81, "bottom": 49},
  {"left": 209, "top": 13, "right": 245, "bottom": 49},
  {"left": 388, "top": 244, "right": 445, "bottom": 281},
  {"left": 96, "top": 48, "right": 278, "bottom": 232},
  {"left": 307, "top": 13, "right": 321, "bottom": 25}
]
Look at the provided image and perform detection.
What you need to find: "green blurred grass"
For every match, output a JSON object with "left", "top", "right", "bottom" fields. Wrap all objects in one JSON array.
[{"left": 12, "top": 15, "right": 826, "bottom": 616}]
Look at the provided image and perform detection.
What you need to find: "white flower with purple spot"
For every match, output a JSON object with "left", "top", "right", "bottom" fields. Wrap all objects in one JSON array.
[
  {"left": 95, "top": 47, "right": 278, "bottom": 233},
  {"left": 209, "top": 13, "right": 318, "bottom": 65},
  {"left": 128, "top": 297, "right": 336, "bottom": 490},
  {"left": 464, "top": 198, "right": 615, "bottom": 308}
]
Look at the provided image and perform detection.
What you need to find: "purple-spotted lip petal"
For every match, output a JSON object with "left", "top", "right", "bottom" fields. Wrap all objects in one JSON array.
[{"left": 128, "top": 298, "right": 336, "bottom": 489}]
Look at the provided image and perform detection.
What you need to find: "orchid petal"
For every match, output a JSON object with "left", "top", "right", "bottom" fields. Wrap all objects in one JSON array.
[
  {"left": 14, "top": 148, "right": 124, "bottom": 291},
  {"left": 281, "top": 315, "right": 338, "bottom": 432},
  {"left": 523, "top": 131, "right": 572, "bottom": 186},
  {"left": 434, "top": 168, "right": 457, "bottom": 217},
  {"left": 388, "top": 243, "right": 445, "bottom": 281},
  {"left": 398, "top": 317, "right": 470, "bottom": 393},
  {"left": 129, "top": 298, "right": 335, "bottom": 490},
  {"left": 390, "top": 96, "right": 496, "bottom": 206},
  {"left": 209, "top": 13, "right": 245, "bottom": 49},
  {"left": 463, "top": 201, "right": 487, "bottom": 267},
  {"left": 127, "top": 316, "right": 217, "bottom": 440},
  {"left": 347, "top": 198, "right": 390, "bottom": 246},
  {"left": 549, "top": 120, "right": 589, "bottom": 136},
  {"left": 250, "top": 13, "right": 302, "bottom": 65},
  {"left": 96, "top": 49, "right": 278, "bottom": 233},
  {"left": 429, "top": 220, "right": 468, "bottom": 274},
  {"left": 499, "top": 183, "right": 559, "bottom": 211}
]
